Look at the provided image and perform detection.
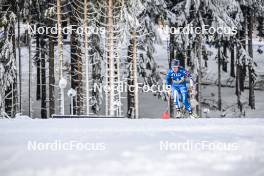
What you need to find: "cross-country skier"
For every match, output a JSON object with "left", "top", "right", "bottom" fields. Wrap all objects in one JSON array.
[{"left": 165, "top": 59, "right": 199, "bottom": 118}]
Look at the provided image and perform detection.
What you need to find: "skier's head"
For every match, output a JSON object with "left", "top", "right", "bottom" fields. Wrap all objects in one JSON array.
[{"left": 171, "top": 59, "right": 180, "bottom": 72}]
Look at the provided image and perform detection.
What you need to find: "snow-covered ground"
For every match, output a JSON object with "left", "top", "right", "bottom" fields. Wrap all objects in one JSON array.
[
  {"left": 202, "top": 85, "right": 264, "bottom": 118},
  {"left": 0, "top": 118, "right": 264, "bottom": 176}
]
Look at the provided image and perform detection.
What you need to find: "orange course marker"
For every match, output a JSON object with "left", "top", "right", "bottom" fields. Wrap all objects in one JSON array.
[{"left": 161, "top": 111, "right": 169, "bottom": 119}]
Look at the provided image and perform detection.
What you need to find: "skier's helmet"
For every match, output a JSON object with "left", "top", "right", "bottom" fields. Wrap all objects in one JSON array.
[{"left": 171, "top": 59, "right": 180, "bottom": 67}]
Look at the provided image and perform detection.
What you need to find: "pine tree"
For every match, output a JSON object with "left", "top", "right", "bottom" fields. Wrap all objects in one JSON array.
[{"left": 0, "top": 3, "right": 17, "bottom": 118}]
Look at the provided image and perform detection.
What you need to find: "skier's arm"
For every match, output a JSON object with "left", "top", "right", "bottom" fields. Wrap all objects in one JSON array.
[
  {"left": 165, "top": 70, "right": 172, "bottom": 89},
  {"left": 184, "top": 69, "right": 194, "bottom": 87}
]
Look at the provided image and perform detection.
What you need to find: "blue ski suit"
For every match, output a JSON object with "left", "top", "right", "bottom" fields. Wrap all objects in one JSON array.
[{"left": 165, "top": 67, "right": 193, "bottom": 112}]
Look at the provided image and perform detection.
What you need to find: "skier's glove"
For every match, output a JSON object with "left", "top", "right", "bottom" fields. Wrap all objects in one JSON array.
[
  {"left": 165, "top": 85, "right": 171, "bottom": 95},
  {"left": 165, "top": 89, "right": 171, "bottom": 97},
  {"left": 188, "top": 86, "right": 194, "bottom": 95}
]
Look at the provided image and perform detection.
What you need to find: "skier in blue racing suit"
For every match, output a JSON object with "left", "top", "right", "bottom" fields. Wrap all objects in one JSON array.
[{"left": 165, "top": 59, "right": 198, "bottom": 118}]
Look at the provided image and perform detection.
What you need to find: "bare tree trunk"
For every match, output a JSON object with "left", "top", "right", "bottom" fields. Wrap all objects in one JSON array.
[
  {"left": 17, "top": 1, "right": 22, "bottom": 113},
  {"left": 36, "top": 31, "right": 41, "bottom": 100},
  {"left": 236, "top": 45, "right": 243, "bottom": 113},
  {"left": 12, "top": 21, "right": 17, "bottom": 117},
  {"left": 222, "top": 40, "right": 228, "bottom": 72},
  {"left": 48, "top": 21, "right": 55, "bottom": 117},
  {"left": 127, "top": 36, "right": 133, "bottom": 118},
  {"left": 28, "top": 7, "right": 32, "bottom": 117},
  {"left": 70, "top": 14, "right": 82, "bottom": 115},
  {"left": 107, "top": 0, "right": 114, "bottom": 116},
  {"left": 230, "top": 39, "right": 235, "bottom": 78},
  {"left": 217, "top": 46, "right": 222, "bottom": 111},
  {"left": 168, "top": 30, "right": 174, "bottom": 118},
  {"left": 40, "top": 37, "right": 47, "bottom": 118},
  {"left": 70, "top": 28, "right": 76, "bottom": 115},
  {"left": 84, "top": 0, "right": 90, "bottom": 115},
  {"left": 127, "top": 32, "right": 139, "bottom": 118},
  {"left": 197, "top": 39, "right": 202, "bottom": 117},
  {"left": 91, "top": 37, "right": 101, "bottom": 114},
  {"left": 248, "top": 8, "right": 255, "bottom": 109},
  {"left": 57, "top": 0, "right": 64, "bottom": 115},
  {"left": 187, "top": 44, "right": 191, "bottom": 67}
]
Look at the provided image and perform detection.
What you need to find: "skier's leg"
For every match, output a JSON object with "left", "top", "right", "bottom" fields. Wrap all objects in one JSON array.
[
  {"left": 180, "top": 86, "right": 199, "bottom": 118},
  {"left": 172, "top": 86, "right": 181, "bottom": 109},
  {"left": 172, "top": 86, "right": 181, "bottom": 118},
  {"left": 179, "top": 86, "right": 192, "bottom": 113}
]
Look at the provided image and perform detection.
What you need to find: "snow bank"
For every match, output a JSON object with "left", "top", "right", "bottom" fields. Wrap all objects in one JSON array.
[{"left": 0, "top": 118, "right": 263, "bottom": 176}]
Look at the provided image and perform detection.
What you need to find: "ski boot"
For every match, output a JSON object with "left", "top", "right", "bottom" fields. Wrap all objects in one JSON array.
[
  {"left": 189, "top": 112, "right": 199, "bottom": 119},
  {"left": 175, "top": 109, "right": 182, "bottom": 118}
]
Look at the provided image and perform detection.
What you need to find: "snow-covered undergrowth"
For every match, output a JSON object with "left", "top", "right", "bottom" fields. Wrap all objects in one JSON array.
[{"left": 0, "top": 118, "right": 264, "bottom": 176}]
